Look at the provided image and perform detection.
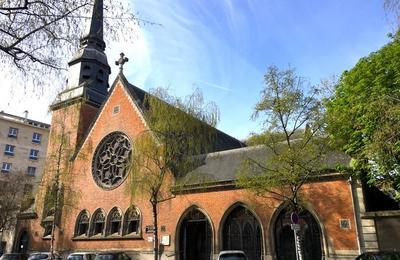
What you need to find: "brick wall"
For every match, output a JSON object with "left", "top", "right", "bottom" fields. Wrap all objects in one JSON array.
[{"left": 18, "top": 80, "right": 360, "bottom": 259}]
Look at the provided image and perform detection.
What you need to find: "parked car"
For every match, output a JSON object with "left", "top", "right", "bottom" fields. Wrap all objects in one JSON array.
[
  {"left": 355, "top": 251, "right": 400, "bottom": 260},
  {"left": 217, "top": 250, "right": 248, "bottom": 260},
  {"left": 67, "top": 253, "right": 96, "bottom": 260},
  {"left": 28, "top": 252, "right": 61, "bottom": 260},
  {"left": 94, "top": 252, "right": 130, "bottom": 260},
  {"left": 0, "top": 253, "right": 29, "bottom": 260}
]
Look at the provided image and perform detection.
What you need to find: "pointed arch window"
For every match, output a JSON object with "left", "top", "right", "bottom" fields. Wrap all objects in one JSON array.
[
  {"left": 107, "top": 207, "right": 122, "bottom": 235},
  {"left": 222, "top": 205, "right": 262, "bottom": 260},
  {"left": 75, "top": 210, "right": 90, "bottom": 237},
  {"left": 123, "top": 206, "right": 140, "bottom": 236},
  {"left": 90, "top": 209, "right": 105, "bottom": 236},
  {"left": 274, "top": 207, "right": 322, "bottom": 260},
  {"left": 42, "top": 207, "right": 55, "bottom": 238}
]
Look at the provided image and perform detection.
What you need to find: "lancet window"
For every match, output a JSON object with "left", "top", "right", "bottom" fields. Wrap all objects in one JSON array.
[
  {"left": 107, "top": 207, "right": 122, "bottom": 235},
  {"left": 90, "top": 209, "right": 106, "bottom": 236},
  {"left": 75, "top": 210, "right": 90, "bottom": 236},
  {"left": 123, "top": 206, "right": 141, "bottom": 235}
]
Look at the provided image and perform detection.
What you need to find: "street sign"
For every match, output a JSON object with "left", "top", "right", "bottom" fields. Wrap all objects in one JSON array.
[
  {"left": 291, "top": 212, "right": 300, "bottom": 224},
  {"left": 291, "top": 224, "right": 300, "bottom": 231}
]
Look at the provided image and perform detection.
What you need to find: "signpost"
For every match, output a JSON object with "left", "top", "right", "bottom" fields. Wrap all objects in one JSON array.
[{"left": 291, "top": 212, "right": 303, "bottom": 260}]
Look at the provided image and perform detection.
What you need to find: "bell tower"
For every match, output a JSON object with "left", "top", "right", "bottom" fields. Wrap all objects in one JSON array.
[
  {"left": 50, "top": 0, "right": 110, "bottom": 150},
  {"left": 53, "top": 0, "right": 110, "bottom": 108}
]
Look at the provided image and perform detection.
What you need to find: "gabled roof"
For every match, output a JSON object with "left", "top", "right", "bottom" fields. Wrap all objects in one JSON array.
[
  {"left": 74, "top": 73, "right": 245, "bottom": 159},
  {"left": 118, "top": 73, "right": 246, "bottom": 152}
]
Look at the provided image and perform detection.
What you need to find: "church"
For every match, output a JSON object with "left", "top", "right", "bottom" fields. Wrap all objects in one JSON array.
[{"left": 13, "top": 0, "right": 399, "bottom": 259}]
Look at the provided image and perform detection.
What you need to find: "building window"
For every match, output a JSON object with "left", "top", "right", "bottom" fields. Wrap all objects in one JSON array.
[
  {"left": 42, "top": 221, "right": 52, "bottom": 238},
  {"left": 123, "top": 206, "right": 140, "bottom": 235},
  {"left": 27, "top": 166, "right": 36, "bottom": 176},
  {"left": 107, "top": 207, "right": 122, "bottom": 236},
  {"left": 92, "top": 132, "right": 132, "bottom": 190},
  {"left": 29, "top": 149, "right": 39, "bottom": 160},
  {"left": 42, "top": 208, "right": 54, "bottom": 238},
  {"left": 8, "top": 127, "right": 18, "bottom": 138},
  {"left": 75, "top": 210, "right": 90, "bottom": 237},
  {"left": 4, "top": 144, "right": 15, "bottom": 156},
  {"left": 90, "top": 209, "right": 105, "bottom": 236},
  {"left": 113, "top": 105, "right": 120, "bottom": 114},
  {"left": 32, "top": 133, "right": 42, "bottom": 143},
  {"left": 1, "top": 162, "right": 11, "bottom": 173}
]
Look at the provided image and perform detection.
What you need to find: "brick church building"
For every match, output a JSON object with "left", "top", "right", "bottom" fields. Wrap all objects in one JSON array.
[{"left": 13, "top": 0, "right": 400, "bottom": 259}]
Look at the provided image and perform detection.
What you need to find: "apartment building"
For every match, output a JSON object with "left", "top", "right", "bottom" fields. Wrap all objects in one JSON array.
[{"left": 0, "top": 110, "right": 50, "bottom": 253}]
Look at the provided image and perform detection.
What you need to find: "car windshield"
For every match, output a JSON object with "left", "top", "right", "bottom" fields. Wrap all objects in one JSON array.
[
  {"left": 67, "top": 256, "right": 84, "bottom": 260},
  {"left": 29, "top": 254, "right": 48, "bottom": 260},
  {"left": 95, "top": 255, "right": 116, "bottom": 260},
  {"left": 219, "top": 253, "right": 247, "bottom": 260},
  {"left": 1, "top": 255, "right": 21, "bottom": 260}
]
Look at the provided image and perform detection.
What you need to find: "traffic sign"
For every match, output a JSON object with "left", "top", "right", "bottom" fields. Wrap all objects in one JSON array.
[{"left": 291, "top": 212, "right": 300, "bottom": 224}]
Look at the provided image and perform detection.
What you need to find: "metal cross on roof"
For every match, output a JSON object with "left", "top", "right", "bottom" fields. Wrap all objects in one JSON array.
[{"left": 115, "top": 52, "right": 129, "bottom": 72}]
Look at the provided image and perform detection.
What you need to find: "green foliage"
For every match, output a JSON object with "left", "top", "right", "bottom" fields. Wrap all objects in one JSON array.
[
  {"left": 326, "top": 39, "right": 400, "bottom": 199},
  {"left": 42, "top": 181, "right": 64, "bottom": 226},
  {"left": 128, "top": 88, "right": 219, "bottom": 198},
  {"left": 127, "top": 88, "right": 219, "bottom": 260},
  {"left": 237, "top": 66, "right": 330, "bottom": 208},
  {"left": 143, "top": 88, "right": 219, "bottom": 178}
]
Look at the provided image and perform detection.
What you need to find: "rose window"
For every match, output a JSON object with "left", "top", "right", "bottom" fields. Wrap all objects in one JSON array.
[{"left": 92, "top": 132, "right": 132, "bottom": 190}]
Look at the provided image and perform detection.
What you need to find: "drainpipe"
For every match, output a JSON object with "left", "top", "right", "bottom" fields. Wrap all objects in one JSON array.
[{"left": 349, "top": 177, "right": 365, "bottom": 254}]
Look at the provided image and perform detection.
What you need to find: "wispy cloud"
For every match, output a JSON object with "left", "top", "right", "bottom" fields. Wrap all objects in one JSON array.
[{"left": 198, "top": 81, "right": 232, "bottom": 92}]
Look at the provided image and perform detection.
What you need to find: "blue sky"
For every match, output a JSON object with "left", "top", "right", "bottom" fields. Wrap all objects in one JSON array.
[
  {"left": 121, "top": 0, "right": 392, "bottom": 140},
  {"left": 0, "top": 0, "right": 393, "bottom": 140}
]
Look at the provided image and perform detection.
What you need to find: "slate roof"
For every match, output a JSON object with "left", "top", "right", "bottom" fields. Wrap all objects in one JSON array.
[
  {"left": 121, "top": 74, "right": 246, "bottom": 152},
  {"left": 179, "top": 145, "right": 351, "bottom": 186}
]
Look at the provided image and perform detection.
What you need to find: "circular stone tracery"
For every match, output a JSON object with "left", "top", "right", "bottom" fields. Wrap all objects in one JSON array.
[{"left": 92, "top": 132, "right": 132, "bottom": 190}]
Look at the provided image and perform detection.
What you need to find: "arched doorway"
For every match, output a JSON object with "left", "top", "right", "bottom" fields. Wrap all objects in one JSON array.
[
  {"left": 221, "top": 205, "right": 262, "bottom": 260},
  {"left": 16, "top": 230, "right": 29, "bottom": 253},
  {"left": 178, "top": 208, "right": 212, "bottom": 260},
  {"left": 274, "top": 207, "right": 322, "bottom": 260}
]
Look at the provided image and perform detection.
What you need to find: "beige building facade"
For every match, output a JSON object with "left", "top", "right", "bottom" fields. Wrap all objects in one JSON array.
[{"left": 0, "top": 111, "right": 50, "bottom": 254}]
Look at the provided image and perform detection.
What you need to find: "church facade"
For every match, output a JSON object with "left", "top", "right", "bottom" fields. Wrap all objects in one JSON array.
[{"left": 13, "top": 1, "right": 383, "bottom": 259}]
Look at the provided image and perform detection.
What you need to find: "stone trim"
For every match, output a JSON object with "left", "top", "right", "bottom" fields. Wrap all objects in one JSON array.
[
  {"left": 71, "top": 234, "right": 142, "bottom": 241},
  {"left": 361, "top": 210, "right": 400, "bottom": 218},
  {"left": 173, "top": 173, "right": 347, "bottom": 194}
]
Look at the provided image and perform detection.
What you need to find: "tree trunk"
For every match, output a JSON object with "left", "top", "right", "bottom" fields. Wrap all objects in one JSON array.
[
  {"left": 152, "top": 201, "right": 159, "bottom": 260},
  {"left": 49, "top": 174, "right": 60, "bottom": 259},
  {"left": 50, "top": 128, "right": 65, "bottom": 259}
]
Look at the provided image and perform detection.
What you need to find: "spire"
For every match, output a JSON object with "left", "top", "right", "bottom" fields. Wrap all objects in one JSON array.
[
  {"left": 80, "top": 0, "right": 105, "bottom": 51},
  {"left": 52, "top": 0, "right": 111, "bottom": 109}
]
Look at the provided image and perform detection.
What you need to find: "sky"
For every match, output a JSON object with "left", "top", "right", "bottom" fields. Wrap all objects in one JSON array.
[{"left": 0, "top": 0, "right": 394, "bottom": 140}]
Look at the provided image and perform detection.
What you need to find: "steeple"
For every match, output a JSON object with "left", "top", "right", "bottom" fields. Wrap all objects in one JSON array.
[
  {"left": 80, "top": 0, "right": 105, "bottom": 51},
  {"left": 52, "top": 0, "right": 111, "bottom": 109}
]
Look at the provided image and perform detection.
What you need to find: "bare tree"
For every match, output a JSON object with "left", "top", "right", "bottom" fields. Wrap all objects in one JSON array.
[
  {"left": 0, "top": 171, "right": 32, "bottom": 251},
  {"left": 384, "top": 0, "right": 400, "bottom": 33},
  {"left": 0, "top": 0, "right": 138, "bottom": 89}
]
